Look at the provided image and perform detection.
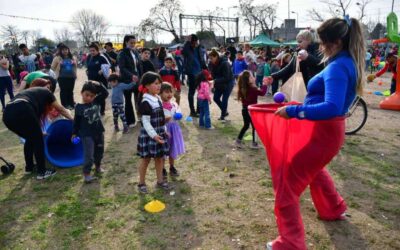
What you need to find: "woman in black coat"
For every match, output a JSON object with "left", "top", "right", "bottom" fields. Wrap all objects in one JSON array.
[
  {"left": 117, "top": 35, "right": 141, "bottom": 126},
  {"left": 208, "top": 50, "right": 235, "bottom": 121},
  {"left": 271, "top": 30, "right": 324, "bottom": 87}
]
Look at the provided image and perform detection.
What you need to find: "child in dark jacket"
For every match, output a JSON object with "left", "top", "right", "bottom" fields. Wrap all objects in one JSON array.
[
  {"left": 72, "top": 81, "right": 105, "bottom": 183},
  {"left": 236, "top": 70, "right": 268, "bottom": 149},
  {"left": 159, "top": 57, "right": 181, "bottom": 105}
]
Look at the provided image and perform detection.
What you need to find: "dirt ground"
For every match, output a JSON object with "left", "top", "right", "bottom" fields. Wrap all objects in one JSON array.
[{"left": 0, "top": 68, "right": 399, "bottom": 249}]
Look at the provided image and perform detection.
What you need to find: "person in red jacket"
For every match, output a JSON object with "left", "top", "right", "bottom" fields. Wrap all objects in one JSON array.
[
  {"left": 159, "top": 57, "right": 181, "bottom": 104},
  {"left": 368, "top": 52, "right": 397, "bottom": 94}
]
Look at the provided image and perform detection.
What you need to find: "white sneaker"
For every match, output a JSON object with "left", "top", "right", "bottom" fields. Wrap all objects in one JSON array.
[
  {"left": 266, "top": 242, "right": 273, "bottom": 250},
  {"left": 37, "top": 169, "right": 56, "bottom": 180}
]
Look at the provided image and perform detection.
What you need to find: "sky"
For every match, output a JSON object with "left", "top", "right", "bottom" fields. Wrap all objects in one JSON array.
[{"left": 0, "top": 0, "right": 399, "bottom": 46}]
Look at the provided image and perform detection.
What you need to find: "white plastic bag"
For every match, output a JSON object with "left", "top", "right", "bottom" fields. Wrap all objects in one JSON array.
[{"left": 280, "top": 57, "right": 307, "bottom": 102}]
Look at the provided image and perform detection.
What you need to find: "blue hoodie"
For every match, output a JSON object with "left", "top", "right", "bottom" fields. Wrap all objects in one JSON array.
[{"left": 232, "top": 57, "right": 248, "bottom": 77}]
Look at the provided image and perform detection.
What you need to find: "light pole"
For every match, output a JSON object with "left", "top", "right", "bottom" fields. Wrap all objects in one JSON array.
[
  {"left": 291, "top": 11, "right": 299, "bottom": 28},
  {"left": 228, "top": 6, "right": 238, "bottom": 38}
]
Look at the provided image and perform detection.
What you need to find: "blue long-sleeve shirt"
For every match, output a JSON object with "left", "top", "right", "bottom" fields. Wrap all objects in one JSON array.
[
  {"left": 111, "top": 82, "right": 134, "bottom": 104},
  {"left": 286, "top": 51, "right": 357, "bottom": 120},
  {"left": 232, "top": 58, "right": 248, "bottom": 77}
]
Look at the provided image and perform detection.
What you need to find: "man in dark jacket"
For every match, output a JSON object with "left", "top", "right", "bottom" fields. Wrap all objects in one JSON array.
[
  {"left": 117, "top": 35, "right": 141, "bottom": 126},
  {"left": 182, "top": 34, "right": 206, "bottom": 117}
]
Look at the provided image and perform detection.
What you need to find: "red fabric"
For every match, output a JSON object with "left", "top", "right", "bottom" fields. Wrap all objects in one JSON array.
[
  {"left": 202, "top": 69, "right": 213, "bottom": 80},
  {"left": 138, "top": 85, "right": 147, "bottom": 94},
  {"left": 376, "top": 62, "right": 397, "bottom": 80},
  {"left": 249, "top": 103, "right": 346, "bottom": 250},
  {"left": 161, "top": 74, "right": 181, "bottom": 92}
]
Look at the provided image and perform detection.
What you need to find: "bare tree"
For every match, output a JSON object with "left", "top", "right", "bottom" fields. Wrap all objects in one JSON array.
[
  {"left": 308, "top": 0, "right": 372, "bottom": 23},
  {"left": 252, "top": 3, "right": 277, "bottom": 37},
  {"left": 239, "top": 0, "right": 277, "bottom": 39},
  {"left": 30, "top": 30, "right": 42, "bottom": 50},
  {"left": 54, "top": 27, "right": 74, "bottom": 43},
  {"left": 307, "top": 9, "right": 325, "bottom": 22},
  {"left": 71, "top": 9, "right": 109, "bottom": 46},
  {"left": 21, "top": 30, "right": 30, "bottom": 46},
  {"left": 0, "top": 25, "right": 21, "bottom": 49},
  {"left": 139, "top": 0, "right": 182, "bottom": 43},
  {"left": 356, "top": 0, "right": 372, "bottom": 22},
  {"left": 239, "top": 0, "right": 258, "bottom": 39}
]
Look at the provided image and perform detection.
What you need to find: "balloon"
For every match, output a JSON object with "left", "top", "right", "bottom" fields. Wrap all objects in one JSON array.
[
  {"left": 72, "top": 137, "right": 81, "bottom": 145},
  {"left": 174, "top": 112, "right": 183, "bottom": 120},
  {"left": 273, "top": 92, "right": 285, "bottom": 103}
]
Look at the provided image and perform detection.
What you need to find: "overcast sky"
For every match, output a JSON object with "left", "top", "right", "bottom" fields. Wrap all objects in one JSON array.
[{"left": 0, "top": 0, "right": 398, "bottom": 45}]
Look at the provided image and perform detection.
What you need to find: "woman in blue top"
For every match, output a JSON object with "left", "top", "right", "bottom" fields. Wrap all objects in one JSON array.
[{"left": 267, "top": 17, "right": 365, "bottom": 250}]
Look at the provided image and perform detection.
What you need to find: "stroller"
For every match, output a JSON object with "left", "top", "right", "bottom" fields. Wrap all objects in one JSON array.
[{"left": 0, "top": 156, "right": 15, "bottom": 175}]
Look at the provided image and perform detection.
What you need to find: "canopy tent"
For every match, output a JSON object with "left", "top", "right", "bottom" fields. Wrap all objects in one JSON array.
[
  {"left": 249, "top": 34, "right": 281, "bottom": 47},
  {"left": 282, "top": 40, "right": 298, "bottom": 46}
]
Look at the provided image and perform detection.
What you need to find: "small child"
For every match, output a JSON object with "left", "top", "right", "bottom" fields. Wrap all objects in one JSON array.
[
  {"left": 159, "top": 57, "right": 181, "bottom": 105},
  {"left": 160, "top": 82, "right": 185, "bottom": 178},
  {"left": 137, "top": 72, "right": 170, "bottom": 194},
  {"left": 256, "top": 56, "right": 266, "bottom": 87},
  {"left": 72, "top": 81, "right": 105, "bottom": 183},
  {"left": 270, "top": 59, "right": 281, "bottom": 95},
  {"left": 246, "top": 55, "right": 257, "bottom": 76},
  {"left": 108, "top": 73, "right": 134, "bottom": 133},
  {"left": 232, "top": 51, "right": 248, "bottom": 79},
  {"left": 236, "top": 70, "right": 268, "bottom": 149},
  {"left": 196, "top": 70, "right": 213, "bottom": 129}
]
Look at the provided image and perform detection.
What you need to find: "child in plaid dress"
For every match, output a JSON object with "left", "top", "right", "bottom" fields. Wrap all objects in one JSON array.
[{"left": 137, "top": 72, "right": 170, "bottom": 194}]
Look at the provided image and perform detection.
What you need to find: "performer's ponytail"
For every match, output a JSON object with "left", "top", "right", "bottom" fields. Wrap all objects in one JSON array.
[{"left": 317, "top": 16, "right": 366, "bottom": 95}]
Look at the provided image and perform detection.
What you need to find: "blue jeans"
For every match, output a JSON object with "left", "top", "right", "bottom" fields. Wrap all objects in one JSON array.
[
  {"left": 0, "top": 76, "right": 14, "bottom": 110},
  {"left": 213, "top": 82, "right": 234, "bottom": 118},
  {"left": 391, "top": 78, "right": 396, "bottom": 94},
  {"left": 256, "top": 75, "right": 264, "bottom": 87},
  {"left": 198, "top": 99, "right": 211, "bottom": 128}
]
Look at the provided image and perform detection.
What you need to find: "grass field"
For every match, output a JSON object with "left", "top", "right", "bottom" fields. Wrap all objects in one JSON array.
[{"left": 0, "top": 70, "right": 399, "bottom": 249}]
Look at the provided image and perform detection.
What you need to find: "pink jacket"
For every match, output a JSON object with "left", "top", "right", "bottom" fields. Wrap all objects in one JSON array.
[{"left": 197, "top": 81, "right": 211, "bottom": 101}]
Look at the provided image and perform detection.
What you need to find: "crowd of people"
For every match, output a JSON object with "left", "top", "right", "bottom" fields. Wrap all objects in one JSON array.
[{"left": 0, "top": 14, "right": 399, "bottom": 250}]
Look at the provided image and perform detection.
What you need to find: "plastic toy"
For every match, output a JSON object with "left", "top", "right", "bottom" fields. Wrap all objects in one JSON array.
[
  {"left": 144, "top": 200, "right": 166, "bottom": 213},
  {"left": 44, "top": 119, "right": 84, "bottom": 168},
  {"left": 373, "top": 11, "right": 400, "bottom": 111},
  {"left": 273, "top": 92, "right": 285, "bottom": 103},
  {"left": 173, "top": 112, "right": 183, "bottom": 120},
  {"left": 72, "top": 136, "right": 81, "bottom": 145}
]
